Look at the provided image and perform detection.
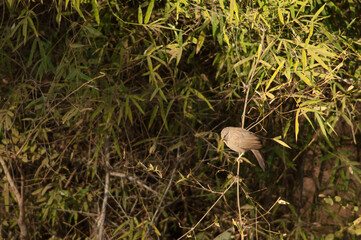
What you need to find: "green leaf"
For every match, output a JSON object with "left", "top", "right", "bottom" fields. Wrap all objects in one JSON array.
[
  {"left": 138, "top": 6, "right": 143, "bottom": 24},
  {"left": 125, "top": 96, "right": 133, "bottom": 124},
  {"left": 219, "top": 0, "right": 224, "bottom": 10},
  {"left": 148, "top": 105, "right": 159, "bottom": 129},
  {"left": 284, "top": 120, "right": 291, "bottom": 138},
  {"left": 91, "top": 0, "right": 100, "bottom": 24},
  {"left": 27, "top": 14, "right": 39, "bottom": 37},
  {"left": 315, "top": 112, "right": 328, "bottom": 139},
  {"left": 295, "top": 71, "right": 312, "bottom": 87},
  {"left": 144, "top": 0, "right": 154, "bottom": 24},
  {"left": 168, "top": 141, "right": 185, "bottom": 152},
  {"left": 191, "top": 88, "right": 214, "bottom": 111},
  {"left": 312, "top": 4, "right": 326, "bottom": 22},
  {"left": 130, "top": 96, "right": 145, "bottom": 115},
  {"left": 196, "top": 31, "right": 205, "bottom": 54},
  {"left": 233, "top": 55, "right": 253, "bottom": 68},
  {"left": 265, "top": 60, "right": 285, "bottom": 91},
  {"left": 308, "top": 48, "right": 331, "bottom": 72},
  {"left": 158, "top": 98, "right": 168, "bottom": 131}
]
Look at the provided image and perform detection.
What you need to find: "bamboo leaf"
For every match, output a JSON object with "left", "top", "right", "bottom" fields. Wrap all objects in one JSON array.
[
  {"left": 91, "top": 0, "right": 100, "bottom": 25},
  {"left": 315, "top": 112, "right": 328, "bottom": 139},
  {"left": 295, "top": 71, "right": 312, "bottom": 87},
  {"left": 295, "top": 108, "right": 300, "bottom": 142},
  {"left": 111, "top": 128, "right": 122, "bottom": 158},
  {"left": 158, "top": 98, "right": 168, "bottom": 131},
  {"left": 130, "top": 96, "right": 145, "bottom": 115},
  {"left": 223, "top": 29, "right": 230, "bottom": 47},
  {"left": 308, "top": 48, "right": 331, "bottom": 72},
  {"left": 27, "top": 15, "right": 39, "bottom": 37},
  {"left": 144, "top": 0, "right": 154, "bottom": 24},
  {"left": 125, "top": 96, "right": 133, "bottom": 124},
  {"left": 165, "top": 99, "right": 175, "bottom": 121},
  {"left": 230, "top": 0, "right": 235, "bottom": 21},
  {"left": 148, "top": 105, "right": 159, "bottom": 129},
  {"left": 196, "top": 31, "right": 205, "bottom": 54},
  {"left": 168, "top": 141, "right": 185, "bottom": 152},
  {"left": 302, "top": 49, "right": 307, "bottom": 71},
  {"left": 234, "top": 55, "right": 253, "bottom": 68},
  {"left": 158, "top": 87, "right": 168, "bottom": 102},
  {"left": 265, "top": 60, "right": 285, "bottom": 91},
  {"left": 312, "top": 4, "right": 326, "bottom": 22},
  {"left": 278, "top": 7, "right": 284, "bottom": 24},
  {"left": 27, "top": 38, "right": 38, "bottom": 67},
  {"left": 301, "top": 109, "right": 315, "bottom": 130},
  {"left": 138, "top": 6, "right": 143, "bottom": 24},
  {"left": 191, "top": 88, "right": 214, "bottom": 111},
  {"left": 219, "top": 0, "right": 224, "bottom": 9},
  {"left": 284, "top": 120, "right": 291, "bottom": 138},
  {"left": 272, "top": 137, "right": 291, "bottom": 149}
]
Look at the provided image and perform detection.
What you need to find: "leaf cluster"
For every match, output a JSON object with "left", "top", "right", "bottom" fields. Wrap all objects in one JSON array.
[{"left": 0, "top": 0, "right": 361, "bottom": 239}]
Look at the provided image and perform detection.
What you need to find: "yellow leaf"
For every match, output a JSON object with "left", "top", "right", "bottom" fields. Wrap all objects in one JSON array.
[
  {"left": 295, "top": 71, "right": 312, "bottom": 87},
  {"left": 278, "top": 7, "right": 284, "bottom": 24},
  {"left": 265, "top": 60, "right": 285, "bottom": 91},
  {"left": 272, "top": 137, "right": 291, "bottom": 149},
  {"left": 295, "top": 108, "right": 300, "bottom": 142}
]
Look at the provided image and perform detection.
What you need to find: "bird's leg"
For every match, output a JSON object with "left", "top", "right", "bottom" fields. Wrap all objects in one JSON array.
[{"left": 236, "top": 153, "right": 244, "bottom": 163}]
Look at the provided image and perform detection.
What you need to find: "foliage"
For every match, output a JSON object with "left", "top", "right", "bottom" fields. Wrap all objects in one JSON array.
[{"left": 0, "top": 0, "right": 361, "bottom": 239}]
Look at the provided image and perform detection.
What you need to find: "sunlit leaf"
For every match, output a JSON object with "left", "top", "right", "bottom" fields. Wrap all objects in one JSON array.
[
  {"left": 272, "top": 137, "right": 291, "bottom": 149},
  {"left": 295, "top": 108, "right": 300, "bottom": 141},
  {"left": 144, "top": 0, "right": 154, "bottom": 24},
  {"left": 265, "top": 60, "right": 285, "bottom": 91}
]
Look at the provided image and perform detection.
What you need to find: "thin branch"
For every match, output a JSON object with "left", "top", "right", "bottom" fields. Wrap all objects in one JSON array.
[
  {"left": 97, "top": 135, "right": 111, "bottom": 240},
  {"left": 110, "top": 172, "right": 159, "bottom": 196},
  {"left": 147, "top": 158, "right": 183, "bottom": 236},
  {"left": 177, "top": 180, "right": 235, "bottom": 240},
  {"left": 236, "top": 153, "right": 244, "bottom": 229},
  {"left": 15, "top": 73, "right": 105, "bottom": 157},
  {"left": 241, "top": 29, "right": 266, "bottom": 128},
  {"left": 0, "top": 155, "right": 28, "bottom": 239}
]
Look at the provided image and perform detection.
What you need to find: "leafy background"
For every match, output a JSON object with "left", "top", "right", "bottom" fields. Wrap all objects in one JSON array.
[{"left": 1, "top": 0, "right": 361, "bottom": 239}]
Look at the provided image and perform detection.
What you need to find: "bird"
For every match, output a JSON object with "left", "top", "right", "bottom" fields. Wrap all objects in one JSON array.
[{"left": 221, "top": 127, "right": 266, "bottom": 171}]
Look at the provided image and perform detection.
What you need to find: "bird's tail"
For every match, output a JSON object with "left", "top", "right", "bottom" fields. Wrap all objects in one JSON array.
[{"left": 251, "top": 149, "right": 267, "bottom": 171}]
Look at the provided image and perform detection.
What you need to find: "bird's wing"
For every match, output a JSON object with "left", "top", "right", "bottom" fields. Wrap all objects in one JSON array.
[{"left": 232, "top": 128, "right": 262, "bottom": 150}]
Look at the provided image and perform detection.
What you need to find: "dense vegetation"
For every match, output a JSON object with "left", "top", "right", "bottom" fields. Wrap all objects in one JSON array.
[{"left": 1, "top": 0, "right": 361, "bottom": 239}]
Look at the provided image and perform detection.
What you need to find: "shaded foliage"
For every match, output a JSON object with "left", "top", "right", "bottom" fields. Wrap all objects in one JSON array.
[{"left": 1, "top": 0, "right": 361, "bottom": 239}]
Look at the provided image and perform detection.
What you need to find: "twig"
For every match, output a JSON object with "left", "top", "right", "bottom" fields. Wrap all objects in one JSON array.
[
  {"left": 0, "top": 155, "right": 28, "bottom": 239},
  {"left": 110, "top": 172, "right": 159, "bottom": 196},
  {"left": 236, "top": 153, "right": 244, "bottom": 230},
  {"left": 177, "top": 180, "right": 235, "bottom": 240},
  {"left": 236, "top": 27, "right": 266, "bottom": 239},
  {"left": 97, "top": 135, "right": 111, "bottom": 240},
  {"left": 25, "top": 205, "right": 98, "bottom": 217},
  {"left": 241, "top": 29, "right": 266, "bottom": 128},
  {"left": 0, "top": 129, "right": 28, "bottom": 239},
  {"left": 276, "top": 130, "right": 318, "bottom": 184},
  {"left": 15, "top": 73, "right": 105, "bottom": 158},
  {"left": 147, "top": 158, "right": 183, "bottom": 236}
]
